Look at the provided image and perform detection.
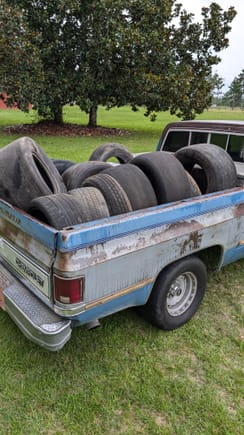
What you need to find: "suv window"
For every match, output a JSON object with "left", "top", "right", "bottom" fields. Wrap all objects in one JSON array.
[
  {"left": 190, "top": 131, "right": 208, "bottom": 144},
  {"left": 227, "top": 135, "right": 244, "bottom": 162},
  {"left": 163, "top": 131, "right": 189, "bottom": 152},
  {"left": 210, "top": 133, "right": 227, "bottom": 149}
]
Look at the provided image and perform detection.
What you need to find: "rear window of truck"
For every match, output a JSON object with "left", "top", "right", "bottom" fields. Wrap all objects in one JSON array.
[{"left": 162, "top": 129, "right": 244, "bottom": 163}]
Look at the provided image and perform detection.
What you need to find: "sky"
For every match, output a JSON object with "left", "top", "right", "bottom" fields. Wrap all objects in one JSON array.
[{"left": 180, "top": 0, "right": 244, "bottom": 88}]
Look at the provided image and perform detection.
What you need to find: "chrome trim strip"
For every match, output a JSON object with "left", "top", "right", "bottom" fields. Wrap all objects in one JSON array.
[
  {"left": 54, "top": 277, "right": 153, "bottom": 317},
  {"left": 86, "top": 278, "right": 153, "bottom": 309}
]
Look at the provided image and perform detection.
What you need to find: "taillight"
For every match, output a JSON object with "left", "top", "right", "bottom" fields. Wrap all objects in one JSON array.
[{"left": 54, "top": 275, "right": 85, "bottom": 304}]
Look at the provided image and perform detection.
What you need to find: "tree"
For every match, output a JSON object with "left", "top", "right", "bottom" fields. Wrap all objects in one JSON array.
[
  {"left": 208, "top": 72, "right": 225, "bottom": 105},
  {"left": 2, "top": 1, "right": 237, "bottom": 126},
  {"left": 0, "top": 1, "right": 43, "bottom": 111},
  {"left": 223, "top": 70, "right": 244, "bottom": 109}
]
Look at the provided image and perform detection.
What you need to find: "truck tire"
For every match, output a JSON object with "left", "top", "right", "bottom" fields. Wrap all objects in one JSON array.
[
  {"left": 68, "top": 187, "right": 110, "bottom": 219},
  {"left": 89, "top": 143, "right": 133, "bottom": 163},
  {"left": 52, "top": 159, "right": 75, "bottom": 175},
  {"left": 175, "top": 144, "right": 237, "bottom": 193},
  {"left": 140, "top": 256, "right": 207, "bottom": 330},
  {"left": 102, "top": 163, "right": 158, "bottom": 210},
  {"left": 190, "top": 167, "right": 207, "bottom": 194},
  {"left": 185, "top": 171, "right": 202, "bottom": 196},
  {"left": 29, "top": 194, "right": 89, "bottom": 229},
  {"left": 29, "top": 190, "right": 111, "bottom": 229},
  {"left": 131, "top": 152, "right": 194, "bottom": 204},
  {"left": 62, "top": 161, "right": 111, "bottom": 190},
  {"left": 83, "top": 173, "right": 133, "bottom": 216},
  {"left": 0, "top": 137, "right": 66, "bottom": 210}
]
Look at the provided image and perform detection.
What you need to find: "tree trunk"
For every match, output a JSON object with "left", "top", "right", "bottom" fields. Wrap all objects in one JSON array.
[
  {"left": 88, "top": 105, "right": 98, "bottom": 128},
  {"left": 53, "top": 105, "right": 63, "bottom": 124}
]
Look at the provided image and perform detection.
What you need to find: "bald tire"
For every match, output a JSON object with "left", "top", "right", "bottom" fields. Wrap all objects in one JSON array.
[
  {"left": 0, "top": 137, "right": 66, "bottom": 210},
  {"left": 68, "top": 187, "right": 110, "bottom": 219},
  {"left": 89, "top": 143, "right": 133, "bottom": 163},
  {"left": 175, "top": 144, "right": 237, "bottom": 193},
  {"left": 102, "top": 163, "right": 158, "bottom": 210},
  {"left": 190, "top": 167, "right": 207, "bottom": 194},
  {"left": 131, "top": 152, "right": 193, "bottom": 204},
  {"left": 83, "top": 173, "right": 132, "bottom": 216},
  {"left": 185, "top": 171, "right": 202, "bottom": 196},
  {"left": 52, "top": 159, "right": 75, "bottom": 175},
  {"left": 62, "top": 161, "right": 112, "bottom": 190}
]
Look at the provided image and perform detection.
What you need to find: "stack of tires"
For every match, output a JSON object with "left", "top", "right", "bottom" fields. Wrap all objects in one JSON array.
[{"left": 0, "top": 138, "right": 237, "bottom": 230}]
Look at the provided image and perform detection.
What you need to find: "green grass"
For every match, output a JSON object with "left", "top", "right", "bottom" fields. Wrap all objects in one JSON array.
[
  {"left": 0, "top": 106, "right": 243, "bottom": 434},
  {"left": 1, "top": 105, "right": 243, "bottom": 160}
]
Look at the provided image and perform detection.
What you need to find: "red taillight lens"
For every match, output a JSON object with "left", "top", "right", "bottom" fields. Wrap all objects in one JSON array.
[{"left": 54, "top": 275, "right": 84, "bottom": 304}]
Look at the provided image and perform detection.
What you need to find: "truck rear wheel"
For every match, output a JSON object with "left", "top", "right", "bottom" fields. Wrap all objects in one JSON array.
[{"left": 141, "top": 256, "right": 207, "bottom": 330}]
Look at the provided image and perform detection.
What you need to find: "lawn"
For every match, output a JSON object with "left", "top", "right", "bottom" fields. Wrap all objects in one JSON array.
[{"left": 0, "top": 106, "right": 243, "bottom": 434}]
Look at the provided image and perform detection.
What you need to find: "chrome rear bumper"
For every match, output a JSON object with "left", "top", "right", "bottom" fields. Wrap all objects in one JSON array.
[{"left": 1, "top": 264, "right": 71, "bottom": 351}]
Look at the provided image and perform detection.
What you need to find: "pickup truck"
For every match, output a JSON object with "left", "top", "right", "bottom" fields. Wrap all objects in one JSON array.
[{"left": 0, "top": 123, "right": 244, "bottom": 351}]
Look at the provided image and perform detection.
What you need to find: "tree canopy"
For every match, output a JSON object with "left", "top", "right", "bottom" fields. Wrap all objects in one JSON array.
[
  {"left": 1, "top": 1, "right": 237, "bottom": 126},
  {"left": 222, "top": 70, "right": 244, "bottom": 109}
]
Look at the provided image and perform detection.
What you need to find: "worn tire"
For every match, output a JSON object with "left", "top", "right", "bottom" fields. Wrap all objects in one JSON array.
[
  {"left": 175, "top": 144, "right": 237, "bottom": 193},
  {"left": 68, "top": 187, "right": 110, "bottom": 219},
  {"left": 131, "top": 152, "right": 193, "bottom": 204},
  {"left": 0, "top": 137, "right": 66, "bottom": 210},
  {"left": 52, "top": 159, "right": 75, "bottom": 175},
  {"left": 185, "top": 171, "right": 202, "bottom": 196},
  {"left": 89, "top": 143, "right": 133, "bottom": 163},
  {"left": 102, "top": 163, "right": 158, "bottom": 210},
  {"left": 140, "top": 256, "right": 207, "bottom": 330},
  {"left": 28, "top": 194, "right": 88, "bottom": 229},
  {"left": 190, "top": 167, "right": 207, "bottom": 194},
  {"left": 62, "top": 161, "right": 112, "bottom": 190},
  {"left": 83, "top": 173, "right": 133, "bottom": 216}
]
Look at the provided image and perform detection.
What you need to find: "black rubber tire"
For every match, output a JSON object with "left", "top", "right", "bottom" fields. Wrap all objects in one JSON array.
[
  {"left": 190, "top": 167, "right": 207, "bottom": 194},
  {"left": 82, "top": 173, "right": 133, "bottom": 216},
  {"left": 131, "top": 152, "right": 194, "bottom": 204},
  {"left": 68, "top": 187, "right": 110, "bottom": 219},
  {"left": 0, "top": 137, "right": 66, "bottom": 210},
  {"left": 175, "top": 144, "right": 237, "bottom": 193},
  {"left": 89, "top": 143, "right": 133, "bottom": 163},
  {"left": 62, "top": 161, "right": 112, "bottom": 190},
  {"left": 101, "top": 163, "right": 158, "bottom": 210},
  {"left": 28, "top": 193, "right": 88, "bottom": 229},
  {"left": 140, "top": 256, "right": 207, "bottom": 330},
  {"left": 52, "top": 159, "right": 75, "bottom": 175},
  {"left": 185, "top": 171, "right": 202, "bottom": 196}
]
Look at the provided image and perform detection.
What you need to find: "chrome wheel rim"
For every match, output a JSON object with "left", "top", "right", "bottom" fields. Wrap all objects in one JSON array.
[{"left": 166, "top": 272, "right": 197, "bottom": 317}]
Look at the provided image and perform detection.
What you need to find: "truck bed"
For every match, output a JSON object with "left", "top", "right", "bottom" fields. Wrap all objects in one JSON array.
[{"left": 0, "top": 187, "right": 244, "bottom": 350}]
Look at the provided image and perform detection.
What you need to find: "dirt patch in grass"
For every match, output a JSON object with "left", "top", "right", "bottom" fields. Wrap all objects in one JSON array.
[{"left": 3, "top": 121, "right": 130, "bottom": 137}]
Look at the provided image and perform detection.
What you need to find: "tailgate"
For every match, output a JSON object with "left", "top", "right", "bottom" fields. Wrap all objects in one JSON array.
[{"left": 0, "top": 200, "right": 57, "bottom": 303}]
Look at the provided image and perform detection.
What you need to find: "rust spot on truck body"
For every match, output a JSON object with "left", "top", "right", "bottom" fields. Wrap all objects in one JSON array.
[
  {"left": 234, "top": 203, "right": 244, "bottom": 218},
  {"left": 180, "top": 231, "right": 203, "bottom": 256},
  {"left": 0, "top": 219, "right": 30, "bottom": 250}
]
